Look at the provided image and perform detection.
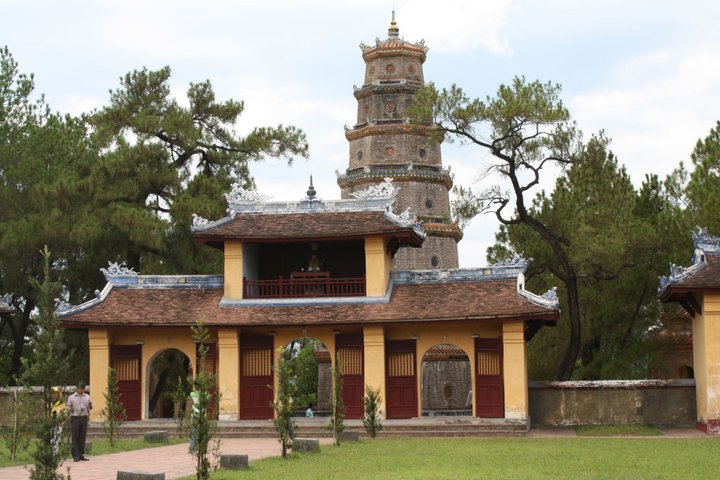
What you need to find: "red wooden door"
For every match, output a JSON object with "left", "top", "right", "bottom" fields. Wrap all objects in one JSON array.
[
  {"left": 197, "top": 342, "right": 218, "bottom": 418},
  {"left": 110, "top": 345, "right": 142, "bottom": 421},
  {"left": 336, "top": 334, "right": 364, "bottom": 419},
  {"left": 475, "top": 338, "right": 504, "bottom": 418},
  {"left": 240, "top": 335, "right": 274, "bottom": 420},
  {"left": 385, "top": 339, "right": 418, "bottom": 419}
]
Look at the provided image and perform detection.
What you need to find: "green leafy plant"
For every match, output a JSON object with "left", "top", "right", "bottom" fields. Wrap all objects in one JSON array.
[
  {"left": 362, "top": 385, "right": 383, "bottom": 438},
  {"left": 272, "top": 347, "right": 296, "bottom": 459},
  {"left": 327, "top": 353, "right": 345, "bottom": 446},
  {"left": 101, "top": 367, "right": 126, "bottom": 447},
  {"left": 2, "top": 386, "right": 32, "bottom": 461}
]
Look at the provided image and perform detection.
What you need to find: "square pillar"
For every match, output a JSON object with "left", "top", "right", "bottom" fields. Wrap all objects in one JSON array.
[
  {"left": 363, "top": 325, "right": 386, "bottom": 418},
  {"left": 217, "top": 328, "right": 240, "bottom": 421},
  {"left": 224, "top": 241, "right": 243, "bottom": 300},
  {"left": 88, "top": 328, "right": 110, "bottom": 422},
  {"left": 364, "top": 237, "right": 390, "bottom": 297},
  {"left": 502, "top": 320, "right": 528, "bottom": 420},
  {"left": 695, "top": 293, "right": 720, "bottom": 433}
]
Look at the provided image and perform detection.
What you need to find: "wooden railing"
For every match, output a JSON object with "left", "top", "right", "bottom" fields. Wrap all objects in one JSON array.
[{"left": 243, "top": 272, "right": 366, "bottom": 299}]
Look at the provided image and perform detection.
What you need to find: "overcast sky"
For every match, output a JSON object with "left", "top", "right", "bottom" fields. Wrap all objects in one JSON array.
[{"left": 2, "top": 0, "right": 719, "bottom": 267}]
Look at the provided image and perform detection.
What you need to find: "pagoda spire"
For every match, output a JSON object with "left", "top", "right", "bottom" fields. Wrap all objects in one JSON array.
[{"left": 388, "top": 10, "right": 399, "bottom": 39}]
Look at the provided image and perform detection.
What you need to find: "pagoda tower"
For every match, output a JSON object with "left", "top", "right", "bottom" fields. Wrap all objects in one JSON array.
[{"left": 337, "top": 13, "right": 461, "bottom": 269}]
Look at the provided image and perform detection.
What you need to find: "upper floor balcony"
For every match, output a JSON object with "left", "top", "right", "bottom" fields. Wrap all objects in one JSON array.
[{"left": 243, "top": 271, "right": 366, "bottom": 299}]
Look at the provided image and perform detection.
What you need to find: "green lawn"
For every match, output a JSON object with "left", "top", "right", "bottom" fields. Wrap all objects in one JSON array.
[
  {"left": 0, "top": 437, "right": 187, "bottom": 468},
  {"left": 198, "top": 437, "right": 720, "bottom": 480},
  {"left": 575, "top": 424, "right": 663, "bottom": 436}
]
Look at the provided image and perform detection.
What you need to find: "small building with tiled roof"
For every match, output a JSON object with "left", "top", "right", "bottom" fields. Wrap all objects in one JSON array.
[
  {"left": 659, "top": 227, "right": 720, "bottom": 434},
  {"left": 60, "top": 177, "right": 559, "bottom": 425}
]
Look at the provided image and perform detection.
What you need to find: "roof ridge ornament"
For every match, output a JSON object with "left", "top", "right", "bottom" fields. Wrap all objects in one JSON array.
[
  {"left": 350, "top": 177, "right": 400, "bottom": 199},
  {"left": 100, "top": 262, "right": 138, "bottom": 279},
  {"left": 225, "top": 182, "right": 271, "bottom": 206},
  {"left": 692, "top": 226, "right": 720, "bottom": 253},
  {"left": 191, "top": 213, "right": 211, "bottom": 229},
  {"left": 0, "top": 293, "right": 13, "bottom": 310},
  {"left": 491, "top": 253, "right": 532, "bottom": 269}
]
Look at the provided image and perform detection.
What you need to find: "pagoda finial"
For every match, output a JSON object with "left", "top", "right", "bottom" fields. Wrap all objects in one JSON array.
[
  {"left": 388, "top": 10, "right": 399, "bottom": 39},
  {"left": 306, "top": 175, "right": 316, "bottom": 199}
]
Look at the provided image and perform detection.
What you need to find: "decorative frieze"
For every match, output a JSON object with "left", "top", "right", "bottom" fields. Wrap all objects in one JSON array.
[{"left": 350, "top": 177, "right": 400, "bottom": 199}]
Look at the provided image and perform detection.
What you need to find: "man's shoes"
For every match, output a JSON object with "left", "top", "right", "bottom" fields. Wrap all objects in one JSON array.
[
  {"left": 80, "top": 457, "right": 90, "bottom": 461},
  {"left": 73, "top": 458, "right": 80, "bottom": 462}
]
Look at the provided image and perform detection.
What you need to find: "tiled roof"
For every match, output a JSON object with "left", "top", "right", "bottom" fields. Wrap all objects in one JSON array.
[
  {"left": 193, "top": 210, "right": 423, "bottom": 245},
  {"left": 660, "top": 254, "right": 720, "bottom": 301},
  {"left": 60, "top": 278, "right": 558, "bottom": 328},
  {"left": 361, "top": 39, "right": 427, "bottom": 61},
  {"left": 423, "top": 222, "right": 463, "bottom": 241}
]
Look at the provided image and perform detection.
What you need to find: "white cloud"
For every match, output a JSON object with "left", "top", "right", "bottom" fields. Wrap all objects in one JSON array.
[
  {"left": 399, "top": 0, "right": 515, "bottom": 55},
  {"left": 571, "top": 42, "right": 720, "bottom": 183}
]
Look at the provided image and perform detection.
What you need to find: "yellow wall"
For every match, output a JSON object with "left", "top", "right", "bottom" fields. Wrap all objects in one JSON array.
[
  {"left": 363, "top": 325, "right": 386, "bottom": 417},
  {"left": 217, "top": 328, "right": 240, "bottom": 420},
  {"left": 88, "top": 329, "right": 110, "bottom": 422},
  {"left": 502, "top": 320, "right": 528, "bottom": 420},
  {"left": 385, "top": 321, "right": 503, "bottom": 417},
  {"left": 696, "top": 292, "right": 720, "bottom": 426},
  {"left": 365, "top": 236, "right": 390, "bottom": 296},
  {"left": 224, "top": 240, "right": 243, "bottom": 299},
  {"left": 112, "top": 327, "right": 200, "bottom": 420}
]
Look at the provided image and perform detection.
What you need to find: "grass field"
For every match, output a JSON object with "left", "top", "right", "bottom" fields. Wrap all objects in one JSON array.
[
  {"left": 575, "top": 424, "right": 663, "bottom": 436},
  {"left": 196, "top": 437, "right": 720, "bottom": 480},
  {"left": 0, "top": 437, "right": 187, "bottom": 468}
]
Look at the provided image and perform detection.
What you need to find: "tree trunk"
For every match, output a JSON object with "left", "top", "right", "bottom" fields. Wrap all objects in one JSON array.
[
  {"left": 8, "top": 302, "right": 34, "bottom": 385},
  {"left": 556, "top": 275, "right": 581, "bottom": 381}
]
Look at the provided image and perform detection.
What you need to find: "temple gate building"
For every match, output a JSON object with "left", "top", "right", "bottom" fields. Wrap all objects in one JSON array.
[
  {"left": 659, "top": 227, "right": 720, "bottom": 434},
  {"left": 58, "top": 17, "right": 560, "bottom": 428}
]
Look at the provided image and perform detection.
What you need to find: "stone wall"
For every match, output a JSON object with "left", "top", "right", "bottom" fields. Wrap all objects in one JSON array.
[
  {"left": 529, "top": 379, "right": 696, "bottom": 427},
  {"left": 0, "top": 387, "right": 60, "bottom": 427}
]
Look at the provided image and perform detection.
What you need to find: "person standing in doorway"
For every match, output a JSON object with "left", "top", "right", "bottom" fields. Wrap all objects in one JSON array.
[{"left": 66, "top": 382, "right": 92, "bottom": 462}]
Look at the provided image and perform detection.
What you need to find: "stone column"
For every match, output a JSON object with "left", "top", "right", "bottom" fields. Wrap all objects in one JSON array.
[
  {"left": 694, "top": 293, "right": 720, "bottom": 433},
  {"left": 217, "top": 328, "right": 240, "bottom": 421},
  {"left": 363, "top": 325, "right": 386, "bottom": 418},
  {"left": 502, "top": 320, "right": 528, "bottom": 420},
  {"left": 88, "top": 328, "right": 110, "bottom": 422}
]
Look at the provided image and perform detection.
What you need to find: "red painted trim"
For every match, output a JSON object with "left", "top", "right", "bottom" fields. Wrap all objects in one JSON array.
[{"left": 696, "top": 420, "right": 720, "bottom": 434}]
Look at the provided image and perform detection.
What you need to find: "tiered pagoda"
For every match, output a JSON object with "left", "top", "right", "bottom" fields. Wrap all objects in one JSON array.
[{"left": 337, "top": 13, "right": 462, "bottom": 270}]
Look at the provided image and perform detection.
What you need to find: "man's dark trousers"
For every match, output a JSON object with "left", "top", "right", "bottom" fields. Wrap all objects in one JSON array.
[{"left": 70, "top": 416, "right": 88, "bottom": 460}]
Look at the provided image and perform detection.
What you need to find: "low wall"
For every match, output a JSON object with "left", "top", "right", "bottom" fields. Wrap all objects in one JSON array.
[
  {"left": 0, "top": 386, "right": 75, "bottom": 428},
  {"left": 529, "top": 379, "right": 696, "bottom": 427}
]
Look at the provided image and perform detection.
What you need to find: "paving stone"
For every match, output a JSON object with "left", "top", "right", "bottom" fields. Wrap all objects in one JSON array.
[
  {"left": 340, "top": 430, "right": 359, "bottom": 442},
  {"left": 292, "top": 438, "right": 320, "bottom": 452},
  {"left": 117, "top": 472, "right": 165, "bottom": 480},
  {"left": 143, "top": 431, "right": 168, "bottom": 443},
  {"left": 219, "top": 454, "right": 249, "bottom": 470}
]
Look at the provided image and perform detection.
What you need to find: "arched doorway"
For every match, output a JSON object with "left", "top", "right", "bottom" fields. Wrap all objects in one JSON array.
[
  {"left": 284, "top": 338, "right": 332, "bottom": 417},
  {"left": 421, "top": 344, "right": 472, "bottom": 417},
  {"left": 147, "top": 348, "right": 192, "bottom": 419}
]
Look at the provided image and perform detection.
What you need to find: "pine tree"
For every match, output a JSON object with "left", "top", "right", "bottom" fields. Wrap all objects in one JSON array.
[
  {"left": 272, "top": 347, "right": 296, "bottom": 459},
  {"left": 327, "top": 353, "right": 345, "bottom": 446},
  {"left": 101, "top": 367, "right": 126, "bottom": 447},
  {"left": 21, "top": 246, "right": 72, "bottom": 480},
  {"left": 188, "top": 321, "right": 220, "bottom": 480}
]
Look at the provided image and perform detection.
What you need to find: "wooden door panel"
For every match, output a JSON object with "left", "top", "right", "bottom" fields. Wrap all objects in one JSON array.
[
  {"left": 386, "top": 339, "right": 417, "bottom": 419},
  {"left": 475, "top": 338, "right": 504, "bottom": 418},
  {"left": 110, "top": 345, "right": 142, "bottom": 421},
  {"left": 240, "top": 336, "right": 274, "bottom": 420},
  {"left": 336, "top": 334, "right": 364, "bottom": 419}
]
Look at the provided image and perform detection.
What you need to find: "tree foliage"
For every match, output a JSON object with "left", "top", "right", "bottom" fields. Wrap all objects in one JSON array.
[
  {"left": 409, "top": 77, "right": 585, "bottom": 380},
  {"left": 85, "top": 66, "right": 309, "bottom": 274}
]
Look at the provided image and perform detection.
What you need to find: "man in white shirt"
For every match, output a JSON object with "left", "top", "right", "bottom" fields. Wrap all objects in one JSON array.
[{"left": 66, "top": 382, "right": 93, "bottom": 462}]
